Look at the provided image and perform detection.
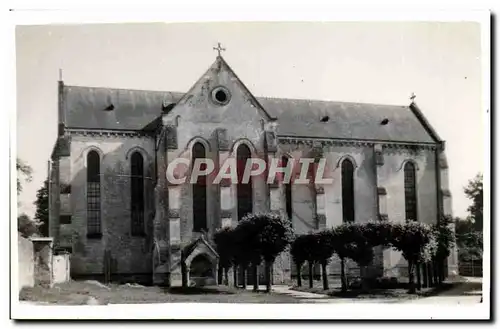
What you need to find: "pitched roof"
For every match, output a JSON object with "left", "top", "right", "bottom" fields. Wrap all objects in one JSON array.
[
  {"left": 61, "top": 85, "right": 438, "bottom": 144},
  {"left": 259, "top": 97, "right": 438, "bottom": 143},
  {"left": 62, "top": 85, "right": 183, "bottom": 131}
]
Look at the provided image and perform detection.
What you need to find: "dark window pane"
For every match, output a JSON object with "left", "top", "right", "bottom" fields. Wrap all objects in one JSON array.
[
  {"left": 404, "top": 162, "right": 418, "bottom": 221},
  {"left": 237, "top": 144, "right": 252, "bottom": 221},
  {"left": 87, "top": 151, "right": 101, "bottom": 236},
  {"left": 192, "top": 143, "right": 207, "bottom": 232},
  {"left": 283, "top": 157, "right": 292, "bottom": 220},
  {"left": 60, "top": 215, "right": 72, "bottom": 224},
  {"left": 131, "top": 152, "right": 145, "bottom": 235},
  {"left": 341, "top": 159, "right": 355, "bottom": 223}
]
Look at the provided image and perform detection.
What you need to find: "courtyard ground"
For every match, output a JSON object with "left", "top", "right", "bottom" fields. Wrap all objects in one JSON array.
[
  {"left": 19, "top": 280, "right": 304, "bottom": 304},
  {"left": 19, "top": 277, "right": 482, "bottom": 305}
]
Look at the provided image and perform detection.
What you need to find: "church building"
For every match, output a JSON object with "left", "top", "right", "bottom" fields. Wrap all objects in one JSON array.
[{"left": 49, "top": 50, "right": 457, "bottom": 286}]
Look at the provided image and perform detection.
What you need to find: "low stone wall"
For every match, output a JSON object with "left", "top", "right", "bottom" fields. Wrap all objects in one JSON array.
[
  {"left": 17, "top": 235, "right": 71, "bottom": 291},
  {"left": 53, "top": 254, "right": 71, "bottom": 284},
  {"left": 18, "top": 234, "right": 34, "bottom": 290}
]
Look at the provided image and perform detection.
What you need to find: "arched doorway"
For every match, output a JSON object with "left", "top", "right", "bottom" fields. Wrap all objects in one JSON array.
[{"left": 189, "top": 254, "right": 216, "bottom": 287}]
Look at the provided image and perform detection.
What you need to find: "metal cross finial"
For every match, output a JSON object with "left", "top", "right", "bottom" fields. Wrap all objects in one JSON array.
[
  {"left": 410, "top": 92, "right": 416, "bottom": 102},
  {"left": 213, "top": 42, "right": 226, "bottom": 57}
]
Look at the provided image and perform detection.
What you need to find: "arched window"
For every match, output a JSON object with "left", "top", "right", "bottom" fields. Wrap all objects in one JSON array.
[
  {"left": 341, "top": 159, "right": 355, "bottom": 223},
  {"left": 192, "top": 143, "right": 207, "bottom": 232},
  {"left": 131, "top": 152, "right": 145, "bottom": 235},
  {"left": 282, "top": 157, "right": 292, "bottom": 220},
  {"left": 404, "top": 162, "right": 418, "bottom": 221},
  {"left": 87, "top": 151, "right": 101, "bottom": 237},
  {"left": 236, "top": 144, "right": 252, "bottom": 221}
]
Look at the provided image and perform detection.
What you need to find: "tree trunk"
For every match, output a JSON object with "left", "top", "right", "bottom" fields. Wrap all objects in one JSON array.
[
  {"left": 433, "top": 260, "right": 439, "bottom": 286},
  {"left": 224, "top": 268, "right": 229, "bottom": 286},
  {"left": 340, "top": 258, "right": 347, "bottom": 292},
  {"left": 296, "top": 263, "right": 302, "bottom": 287},
  {"left": 241, "top": 265, "right": 247, "bottom": 289},
  {"left": 408, "top": 259, "right": 416, "bottom": 294},
  {"left": 181, "top": 262, "right": 188, "bottom": 288},
  {"left": 422, "top": 262, "right": 428, "bottom": 288},
  {"left": 308, "top": 261, "right": 314, "bottom": 289},
  {"left": 217, "top": 266, "right": 223, "bottom": 285},
  {"left": 439, "top": 259, "right": 445, "bottom": 284},
  {"left": 416, "top": 262, "right": 422, "bottom": 291},
  {"left": 321, "top": 261, "right": 329, "bottom": 290},
  {"left": 252, "top": 264, "right": 259, "bottom": 292},
  {"left": 233, "top": 265, "right": 238, "bottom": 288},
  {"left": 265, "top": 260, "right": 272, "bottom": 293}
]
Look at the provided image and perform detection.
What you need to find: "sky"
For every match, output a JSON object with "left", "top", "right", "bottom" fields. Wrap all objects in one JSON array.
[{"left": 15, "top": 22, "right": 484, "bottom": 218}]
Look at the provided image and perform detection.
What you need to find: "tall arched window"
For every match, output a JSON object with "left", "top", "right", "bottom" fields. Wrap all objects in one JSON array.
[
  {"left": 131, "top": 152, "right": 145, "bottom": 235},
  {"left": 341, "top": 159, "right": 355, "bottom": 223},
  {"left": 282, "top": 156, "right": 292, "bottom": 220},
  {"left": 236, "top": 144, "right": 252, "bottom": 221},
  {"left": 404, "top": 162, "right": 418, "bottom": 221},
  {"left": 87, "top": 151, "right": 101, "bottom": 236},
  {"left": 192, "top": 143, "right": 207, "bottom": 232}
]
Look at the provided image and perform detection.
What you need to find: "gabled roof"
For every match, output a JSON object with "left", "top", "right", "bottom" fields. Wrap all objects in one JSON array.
[{"left": 59, "top": 57, "right": 440, "bottom": 144}]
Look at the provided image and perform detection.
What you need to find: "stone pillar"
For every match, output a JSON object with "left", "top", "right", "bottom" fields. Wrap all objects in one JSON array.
[
  {"left": 374, "top": 144, "right": 390, "bottom": 278},
  {"left": 152, "top": 124, "right": 176, "bottom": 286},
  {"left": 438, "top": 150, "right": 458, "bottom": 277},
  {"left": 168, "top": 183, "right": 183, "bottom": 286},
  {"left": 217, "top": 128, "right": 235, "bottom": 228},
  {"left": 315, "top": 185, "right": 326, "bottom": 230},
  {"left": 31, "top": 237, "right": 54, "bottom": 288},
  {"left": 268, "top": 153, "right": 283, "bottom": 216}
]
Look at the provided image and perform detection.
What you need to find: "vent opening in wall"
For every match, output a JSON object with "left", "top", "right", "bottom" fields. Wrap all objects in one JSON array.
[
  {"left": 320, "top": 115, "right": 330, "bottom": 122},
  {"left": 211, "top": 87, "right": 231, "bottom": 106},
  {"left": 104, "top": 104, "right": 114, "bottom": 111},
  {"left": 381, "top": 118, "right": 389, "bottom": 125}
]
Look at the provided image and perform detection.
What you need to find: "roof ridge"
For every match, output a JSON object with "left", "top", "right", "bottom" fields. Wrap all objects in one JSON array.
[
  {"left": 64, "top": 84, "right": 407, "bottom": 108},
  {"left": 64, "top": 84, "right": 185, "bottom": 96},
  {"left": 257, "top": 95, "right": 409, "bottom": 108}
]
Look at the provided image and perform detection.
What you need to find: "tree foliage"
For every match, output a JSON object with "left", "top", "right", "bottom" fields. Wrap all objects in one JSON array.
[
  {"left": 464, "top": 173, "right": 483, "bottom": 231},
  {"left": 18, "top": 213, "right": 41, "bottom": 238},
  {"left": 213, "top": 226, "right": 235, "bottom": 270},
  {"left": 16, "top": 158, "right": 32, "bottom": 195},
  {"left": 34, "top": 180, "right": 49, "bottom": 237}
]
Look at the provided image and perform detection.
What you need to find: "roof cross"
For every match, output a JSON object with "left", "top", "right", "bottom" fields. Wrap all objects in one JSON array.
[
  {"left": 213, "top": 42, "right": 226, "bottom": 57},
  {"left": 410, "top": 92, "right": 416, "bottom": 102}
]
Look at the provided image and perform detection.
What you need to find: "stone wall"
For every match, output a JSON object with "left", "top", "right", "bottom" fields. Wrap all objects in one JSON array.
[
  {"left": 62, "top": 133, "right": 156, "bottom": 279},
  {"left": 53, "top": 254, "right": 71, "bottom": 284},
  {"left": 17, "top": 235, "right": 71, "bottom": 291},
  {"left": 18, "top": 234, "right": 34, "bottom": 290}
]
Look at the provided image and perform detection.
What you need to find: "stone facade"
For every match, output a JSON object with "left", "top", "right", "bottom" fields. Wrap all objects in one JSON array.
[{"left": 48, "top": 55, "right": 455, "bottom": 285}]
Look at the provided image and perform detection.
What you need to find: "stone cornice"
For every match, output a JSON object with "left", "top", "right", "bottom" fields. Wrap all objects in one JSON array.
[
  {"left": 278, "top": 136, "right": 438, "bottom": 151},
  {"left": 66, "top": 128, "right": 153, "bottom": 138}
]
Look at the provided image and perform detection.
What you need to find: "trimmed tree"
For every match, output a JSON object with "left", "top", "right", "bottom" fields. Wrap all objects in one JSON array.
[
  {"left": 331, "top": 224, "right": 360, "bottom": 292},
  {"left": 236, "top": 212, "right": 294, "bottom": 292},
  {"left": 213, "top": 226, "right": 235, "bottom": 286},
  {"left": 313, "top": 230, "right": 336, "bottom": 290},
  {"left": 390, "top": 222, "right": 433, "bottom": 293},
  {"left": 290, "top": 235, "right": 309, "bottom": 287},
  {"left": 232, "top": 220, "right": 257, "bottom": 289},
  {"left": 291, "top": 233, "right": 318, "bottom": 288},
  {"left": 433, "top": 215, "right": 456, "bottom": 284}
]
